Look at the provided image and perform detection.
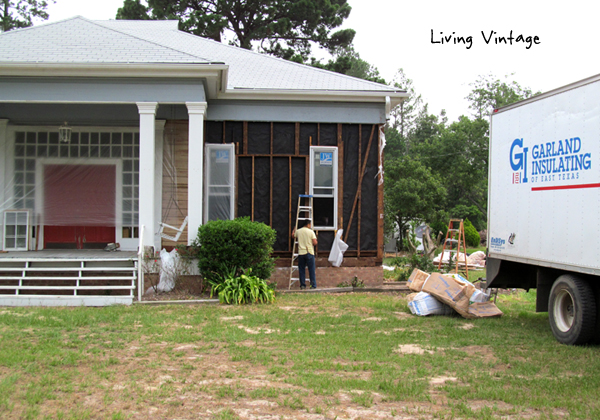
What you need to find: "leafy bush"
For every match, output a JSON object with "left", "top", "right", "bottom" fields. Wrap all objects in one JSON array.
[
  {"left": 391, "top": 253, "right": 437, "bottom": 281},
  {"left": 451, "top": 204, "right": 485, "bottom": 231},
  {"left": 193, "top": 218, "right": 276, "bottom": 284},
  {"left": 429, "top": 214, "right": 448, "bottom": 240},
  {"left": 463, "top": 218, "right": 481, "bottom": 247},
  {"left": 210, "top": 271, "right": 275, "bottom": 305},
  {"left": 337, "top": 277, "right": 365, "bottom": 288}
]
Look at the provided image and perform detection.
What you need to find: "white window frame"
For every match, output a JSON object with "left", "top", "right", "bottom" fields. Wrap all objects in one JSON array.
[
  {"left": 309, "top": 146, "right": 338, "bottom": 231},
  {"left": 204, "top": 143, "right": 236, "bottom": 223},
  {"left": 3, "top": 210, "right": 29, "bottom": 251}
]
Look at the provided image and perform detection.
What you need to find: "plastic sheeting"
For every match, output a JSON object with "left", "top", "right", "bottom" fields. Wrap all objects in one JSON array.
[
  {"left": 408, "top": 292, "right": 455, "bottom": 316},
  {"left": 328, "top": 229, "right": 349, "bottom": 267},
  {"left": 1, "top": 130, "right": 141, "bottom": 249}
]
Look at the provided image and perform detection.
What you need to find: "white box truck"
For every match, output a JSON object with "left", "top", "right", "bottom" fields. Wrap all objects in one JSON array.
[{"left": 487, "top": 74, "right": 600, "bottom": 345}]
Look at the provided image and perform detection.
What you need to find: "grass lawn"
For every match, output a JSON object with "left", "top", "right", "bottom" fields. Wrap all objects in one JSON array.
[{"left": 0, "top": 291, "right": 598, "bottom": 419}]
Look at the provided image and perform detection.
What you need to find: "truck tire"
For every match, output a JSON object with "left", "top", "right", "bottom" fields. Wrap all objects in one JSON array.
[{"left": 548, "top": 275, "right": 596, "bottom": 345}]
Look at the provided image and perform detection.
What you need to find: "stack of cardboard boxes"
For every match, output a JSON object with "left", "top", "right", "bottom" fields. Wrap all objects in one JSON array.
[{"left": 407, "top": 269, "right": 502, "bottom": 318}]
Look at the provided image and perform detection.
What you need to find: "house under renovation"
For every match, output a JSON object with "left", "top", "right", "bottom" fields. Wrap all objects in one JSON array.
[{"left": 0, "top": 17, "right": 406, "bottom": 305}]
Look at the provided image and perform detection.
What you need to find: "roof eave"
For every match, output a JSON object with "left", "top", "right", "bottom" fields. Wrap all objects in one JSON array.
[
  {"left": 0, "top": 62, "right": 229, "bottom": 99},
  {"left": 220, "top": 88, "right": 408, "bottom": 106},
  {"left": 0, "top": 62, "right": 228, "bottom": 76}
]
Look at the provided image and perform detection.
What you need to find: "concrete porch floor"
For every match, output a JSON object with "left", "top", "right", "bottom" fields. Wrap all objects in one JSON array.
[{"left": 0, "top": 249, "right": 138, "bottom": 260}]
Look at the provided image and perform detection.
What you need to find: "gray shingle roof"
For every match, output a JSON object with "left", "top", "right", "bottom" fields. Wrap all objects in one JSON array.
[
  {"left": 0, "top": 16, "right": 212, "bottom": 64},
  {"left": 0, "top": 16, "right": 398, "bottom": 93}
]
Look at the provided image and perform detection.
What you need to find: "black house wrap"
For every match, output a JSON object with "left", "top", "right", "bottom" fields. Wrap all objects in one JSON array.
[{"left": 204, "top": 121, "right": 381, "bottom": 258}]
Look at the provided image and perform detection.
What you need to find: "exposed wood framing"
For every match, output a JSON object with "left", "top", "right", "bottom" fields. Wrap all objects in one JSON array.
[
  {"left": 288, "top": 156, "right": 292, "bottom": 252},
  {"left": 337, "top": 123, "right": 344, "bottom": 233},
  {"left": 161, "top": 121, "right": 189, "bottom": 248},
  {"left": 317, "top": 123, "right": 320, "bottom": 145},
  {"left": 236, "top": 153, "right": 300, "bottom": 158},
  {"left": 270, "top": 156, "right": 273, "bottom": 227},
  {"left": 243, "top": 122, "right": 248, "bottom": 155},
  {"left": 358, "top": 124, "right": 362, "bottom": 256},
  {"left": 344, "top": 125, "right": 375, "bottom": 243},
  {"left": 270, "top": 123, "right": 274, "bottom": 227},
  {"left": 270, "top": 122, "right": 273, "bottom": 155},
  {"left": 306, "top": 136, "right": 312, "bottom": 196},
  {"left": 251, "top": 157, "right": 255, "bottom": 221},
  {"left": 377, "top": 125, "right": 384, "bottom": 260},
  {"left": 295, "top": 122, "right": 299, "bottom": 155},
  {"left": 235, "top": 155, "right": 239, "bottom": 219},
  {"left": 164, "top": 120, "right": 379, "bottom": 258}
]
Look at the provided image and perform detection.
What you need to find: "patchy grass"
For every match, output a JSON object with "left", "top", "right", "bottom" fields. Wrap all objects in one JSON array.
[{"left": 0, "top": 291, "right": 598, "bottom": 419}]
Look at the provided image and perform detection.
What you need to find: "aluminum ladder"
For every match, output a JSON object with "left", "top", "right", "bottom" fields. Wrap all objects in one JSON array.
[{"left": 289, "top": 194, "right": 313, "bottom": 289}]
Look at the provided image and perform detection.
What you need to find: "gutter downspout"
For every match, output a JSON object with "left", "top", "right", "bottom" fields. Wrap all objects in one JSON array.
[{"left": 385, "top": 96, "right": 391, "bottom": 121}]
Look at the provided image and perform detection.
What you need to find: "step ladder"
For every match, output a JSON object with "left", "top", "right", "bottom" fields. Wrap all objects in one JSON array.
[
  {"left": 289, "top": 195, "right": 313, "bottom": 289},
  {"left": 437, "top": 219, "right": 469, "bottom": 278}
]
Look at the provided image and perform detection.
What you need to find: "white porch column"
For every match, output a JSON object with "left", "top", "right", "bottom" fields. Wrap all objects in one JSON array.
[
  {"left": 0, "top": 119, "right": 8, "bottom": 251},
  {"left": 137, "top": 102, "right": 159, "bottom": 251},
  {"left": 154, "top": 120, "right": 166, "bottom": 250},
  {"left": 186, "top": 102, "right": 208, "bottom": 245}
]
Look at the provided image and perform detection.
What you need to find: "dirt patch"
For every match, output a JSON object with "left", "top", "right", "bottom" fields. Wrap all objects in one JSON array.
[
  {"left": 429, "top": 376, "right": 458, "bottom": 386},
  {"left": 237, "top": 325, "right": 279, "bottom": 334},
  {"left": 221, "top": 315, "right": 244, "bottom": 321},
  {"left": 394, "top": 344, "right": 434, "bottom": 355},
  {"left": 459, "top": 345, "right": 497, "bottom": 363}
]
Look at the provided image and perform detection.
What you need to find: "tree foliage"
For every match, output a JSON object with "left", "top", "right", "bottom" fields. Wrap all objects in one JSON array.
[
  {"left": 0, "top": 0, "right": 54, "bottom": 32},
  {"left": 388, "top": 68, "right": 423, "bottom": 140},
  {"left": 116, "top": 0, "right": 355, "bottom": 61},
  {"left": 310, "top": 46, "right": 385, "bottom": 83},
  {"left": 384, "top": 71, "right": 537, "bottom": 243},
  {"left": 418, "top": 116, "right": 490, "bottom": 216},
  {"left": 467, "top": 73, "right": 538, "bottom": 119},
  {"left": 384, "top": 156, "right": 446, "bottom": 246}
]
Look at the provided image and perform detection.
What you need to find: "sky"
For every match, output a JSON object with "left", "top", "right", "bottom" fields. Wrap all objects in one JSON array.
[{"left": 45, "top": 0, "right": 598, "bottom": 122}]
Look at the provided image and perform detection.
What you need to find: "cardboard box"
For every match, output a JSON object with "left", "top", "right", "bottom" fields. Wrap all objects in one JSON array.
[
  {"left": 468, "top": 302, "right": 503, "bottom": 318},
  {"left": 408, "top": 292, "right": 455, "bottom": 316},
  {"left": 422, "top": 272, "right": 476, "bottom": 318},
  {"left": 407, "top": 269, "right": 430, "bottom": 292}
]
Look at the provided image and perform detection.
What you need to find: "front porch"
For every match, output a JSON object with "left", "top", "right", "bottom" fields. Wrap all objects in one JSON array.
[{"left": 0, "top": 249, "right": 139, "bottom": 306}]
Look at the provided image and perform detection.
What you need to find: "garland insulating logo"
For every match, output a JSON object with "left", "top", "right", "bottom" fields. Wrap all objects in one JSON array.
[{"left": 509, "top": 137, "right": 592, "bottom": 186}]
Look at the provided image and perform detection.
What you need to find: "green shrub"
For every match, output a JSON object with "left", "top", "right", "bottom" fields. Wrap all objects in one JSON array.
[
  {"left": 337, "top": 277, "right": 365, "bottom": 288},
  {"left": 210, "top": 271, "right": 275, "bottom": 305},
  {"left": 193, "top": 218, "right": 276, "bottom": 284},
  {"left": 391, "top": 254, "right": 437, "bottom": 281},
  {"left": 463, "top": 219, "right": 481, "bottom": 248}
]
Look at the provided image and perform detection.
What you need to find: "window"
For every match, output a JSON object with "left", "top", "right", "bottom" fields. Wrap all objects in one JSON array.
[
  {"left": 3, "top": 210, "right": 29, "bottom": 251},
  {"left": 309, "top": 146, "right": 337, "bottom": 230},
  {"left": 13, "top": 130, "right": 139, "bottom": 239},
  {"left": 204, "top": 144, "right": 235, "bottom": 222}
]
